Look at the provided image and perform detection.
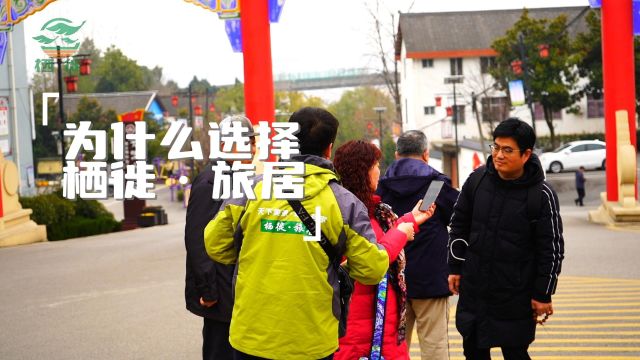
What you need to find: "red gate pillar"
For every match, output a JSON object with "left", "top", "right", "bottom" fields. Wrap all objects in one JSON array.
[
  {"left": 241, "top": 0, "right": 275, "bottom": 131},
  {"left": 601, "top": 0, "right": 638, "bottom": 201}
]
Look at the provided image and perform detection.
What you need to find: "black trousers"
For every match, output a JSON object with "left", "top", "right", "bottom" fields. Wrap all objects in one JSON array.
[
  {"left": 234, "top": 349, "right": 334, "bottom": 360},
  {"left": 462, "top": 335, "right": 531, "bottom": 360},
  {"left": 203, "top": 318, "right": 233, "bottom": 360},
  {"left": 576, "top": 188, "right": 585, "bottom": 206}
]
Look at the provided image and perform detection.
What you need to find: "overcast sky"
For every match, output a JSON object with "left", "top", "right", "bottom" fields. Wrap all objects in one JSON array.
[{"left": 22, "top": 0, "right": 588, "bottom": 88}]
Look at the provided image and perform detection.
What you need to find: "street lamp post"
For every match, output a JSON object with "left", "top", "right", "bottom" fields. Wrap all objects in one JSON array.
[
  {"left": 56, "top": 46, "right": 65, "bottom": 169},
  {"left": 444, "top": 75, "right": 464, "bottom": 187},
  {"left": 373, "top": 106, "right": 386, "bottom": 150}
]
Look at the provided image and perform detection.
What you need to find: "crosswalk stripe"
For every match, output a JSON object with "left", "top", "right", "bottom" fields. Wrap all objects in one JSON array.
[
  {"left": 552, "top": 308, "right": 640, "bottom": 314},
  {"left": 446, "top": 338, "right": 640, "bottom": 344},
  {"left": 553, "top": 299, "right": 640, "bottom": 310},
  {"left": 426, "top": 276, "right": 640, "bottom": 360},
  {"left": 531, "top": 331, "right": 640, "bottom": 335},
  {"left": 446, "top": 346, "right": 640, "bottom": 352},
  {"left": 443, "top": 357, "right": 640, "bottom": 360}
]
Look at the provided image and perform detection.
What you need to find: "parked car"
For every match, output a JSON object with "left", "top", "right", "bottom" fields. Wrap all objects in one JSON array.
[{"left": 539, "top": 140, "right": 606, "bottom": 173}]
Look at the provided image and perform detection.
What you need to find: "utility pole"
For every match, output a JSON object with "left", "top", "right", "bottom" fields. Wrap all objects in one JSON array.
[
  {"left": 188, "top": 82, "right": 194, "bottom": 176},
  {"left": 373, "top": 106, "right": 387, "bottom": 152},
  {"left": 444, "top": 75, "right": 464, "bottom": 187}
]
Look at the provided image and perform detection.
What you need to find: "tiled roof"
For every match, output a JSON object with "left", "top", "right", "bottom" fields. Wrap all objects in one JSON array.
[
  {"left": 396, "top": 6, "right": 590, "bottom": 58},
  {"left": 64, "top": 91, "right": 163, "bottom": 116}
]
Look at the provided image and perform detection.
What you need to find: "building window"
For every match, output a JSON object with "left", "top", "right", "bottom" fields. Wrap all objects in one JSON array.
[
  {"left": 481, "top": 97, "right": 509, "bottom": 123},
  {"left": 424, "top": 106, "right": 435, "bottom": 115},
  {"left": 587, "top": 95, "right": 604, "bottom": 118},
  {"left": 452, "top": 105, "right": 465, "bottom": 124},
  {"left": 534, "top": 103, "right": 562, "bottom": 120},
  {"left": 480, "top": 57, "right": 496, "bottom": 74},
  {"left": 422, "top": 59, "right": 434, "bottom": 68},
  {"left": 450, "top": 58, "right": 463, "bottom": 76}
]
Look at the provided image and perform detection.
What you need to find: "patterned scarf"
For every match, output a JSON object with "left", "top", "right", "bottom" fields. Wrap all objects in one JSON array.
[{"left": 374, "top": 202, "right": 408, "bottom": 344}]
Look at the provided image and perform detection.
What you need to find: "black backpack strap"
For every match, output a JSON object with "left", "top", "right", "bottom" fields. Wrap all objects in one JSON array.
[
  {"left": 468, "top": 166, "right": 487, "bottom": 205},
  {"left": 287, "top": 199, "right": 339, "bottom": 265}
]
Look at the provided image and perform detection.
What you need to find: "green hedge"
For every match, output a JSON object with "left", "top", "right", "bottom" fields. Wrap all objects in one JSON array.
[{"left": 19, "top": 194, "right": 121, "bottom": 241}]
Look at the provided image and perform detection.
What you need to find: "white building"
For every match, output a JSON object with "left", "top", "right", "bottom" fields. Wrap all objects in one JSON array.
[{"left": 396, "top": 7, "right": 603, "bottom": 186}]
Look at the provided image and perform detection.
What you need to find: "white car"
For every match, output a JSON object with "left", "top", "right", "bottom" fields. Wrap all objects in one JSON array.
[{"left": 539, "top": 140, "right": 606, "bottom": 174}]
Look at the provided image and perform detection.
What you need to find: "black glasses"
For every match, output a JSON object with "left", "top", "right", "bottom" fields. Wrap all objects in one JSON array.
[{"left": 490, "top": 144, "right": 522, "bottom": 155}]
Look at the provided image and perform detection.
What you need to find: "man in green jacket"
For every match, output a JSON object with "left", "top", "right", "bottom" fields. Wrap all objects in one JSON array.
[{"left": 204, "top": 107, "right": 390, "bottom": 359}]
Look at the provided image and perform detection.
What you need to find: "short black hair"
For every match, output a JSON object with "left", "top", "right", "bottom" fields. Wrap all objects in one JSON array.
[
  {"left": 492, "top": 117, "right": 536, "bottom": 155},
  {"left": 288, "top": 107, "right": 339, "bottom": 156},
  {"left": 397, "top": 130, "right": 428, "bottom": 156}
]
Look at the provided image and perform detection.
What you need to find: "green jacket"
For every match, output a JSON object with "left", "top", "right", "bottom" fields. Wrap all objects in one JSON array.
[{"left": 204, "top": 155, "right": 389, "bottom": 359}]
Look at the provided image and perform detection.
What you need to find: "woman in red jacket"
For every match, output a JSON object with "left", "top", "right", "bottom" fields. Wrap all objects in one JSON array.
[{"left": 334, "top": 140, "right": 435, "bottom": 360}]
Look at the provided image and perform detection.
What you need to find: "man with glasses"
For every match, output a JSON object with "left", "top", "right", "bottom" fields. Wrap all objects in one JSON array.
[{"left": 448, "top": 118, "right": 564, "bottom": 360}]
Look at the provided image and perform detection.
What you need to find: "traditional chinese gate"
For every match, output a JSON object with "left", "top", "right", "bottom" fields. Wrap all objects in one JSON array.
[{"left": 1, "top": 0, "right": 276, "bottom": 133}]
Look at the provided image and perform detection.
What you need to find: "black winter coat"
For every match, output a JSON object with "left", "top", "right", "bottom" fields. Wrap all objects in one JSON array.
[
  {"left": 184, "top": 165, "right": 234, "bottom": 322},
  {"left": 448, "top": 155, "right": 564, "bottom": 348},
  {"left": 378, "top": 158, "right": 459, "bottom": 298}
]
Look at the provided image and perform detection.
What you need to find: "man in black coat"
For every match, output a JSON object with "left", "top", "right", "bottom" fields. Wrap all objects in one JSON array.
[
  {"left": 448, "top": 118, "right": 564, "bottom": 360},
  {"left": 184, "top": 115, "right": 256, "bottom": 360},
  {"left": 377, "top": 130, "right": 459, "bottom": 360}
]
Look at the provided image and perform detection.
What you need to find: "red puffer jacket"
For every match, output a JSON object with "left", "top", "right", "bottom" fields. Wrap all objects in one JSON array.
[{"left": 335, "top": 208, "right": 418, "bottom": 360}]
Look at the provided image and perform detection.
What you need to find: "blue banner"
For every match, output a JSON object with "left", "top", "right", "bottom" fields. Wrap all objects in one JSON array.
[
  {"left": 225, "top": 19, "right": 242, "bottom": 53},
  {"left": 635, "top": 0, "right": 640, "bottom": 35},
  {"left": 589, "top": 0, "right": 601, "bottom": 8},
  {"left": 0, "top": 32, "right": 7, "bottom": 65},
  {"left": 269, "top": 0, "right": 286, "bottom": 23}
]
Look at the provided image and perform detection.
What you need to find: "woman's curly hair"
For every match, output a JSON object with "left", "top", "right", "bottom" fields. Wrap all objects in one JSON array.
[{"left": 334, "top": 140, "right": 382, "bottom": 212}]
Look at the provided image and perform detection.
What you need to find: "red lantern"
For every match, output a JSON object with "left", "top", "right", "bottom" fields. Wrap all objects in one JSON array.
[
  {"left": 191, "top": 96, "right": 197, "bottom": 104},
  {"left": 435, "top": 96, "right": 442, "bottom": 107},
  {"left": 446, "top": 107, "right": 453, "bottom": 117},
  {"left": 194, "top": 105, "right": 203, "bottom": 116},
  {"left": 64, "top": 76, "right": 78, "bottom": 93},
  {"left": 510, "top": 60, "right": 523, "bottom": 75},
  {"left": 209, "top": 104, "right": 216, "bottom": 113},
  {"left": 538, "top": 44, "right": 549, "bottom": 58},
  {"left": 79, "top": 58, "right": 92, "bottom": 75},
  {"left": 171, "top": 96, "right": 178, "bottom": 107}
]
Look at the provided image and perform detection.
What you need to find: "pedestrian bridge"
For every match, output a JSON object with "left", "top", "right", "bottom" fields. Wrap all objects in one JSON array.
[{"left": 274, "top": 68, "right": 390, "bottom": 91}]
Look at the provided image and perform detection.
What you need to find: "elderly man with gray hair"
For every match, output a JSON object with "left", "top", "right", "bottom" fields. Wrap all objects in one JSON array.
[{"left": 377, "top": 130, "right": 459, "bottom": 360}]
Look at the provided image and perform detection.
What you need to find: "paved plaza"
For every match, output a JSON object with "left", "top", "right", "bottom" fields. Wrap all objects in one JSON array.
[{"left": 1, "top": 176, "right": 639, "bottom": 359}]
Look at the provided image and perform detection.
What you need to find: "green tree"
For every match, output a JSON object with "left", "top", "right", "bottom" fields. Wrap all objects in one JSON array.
[
  {"left": 31, "top": 91, "right": 60, "bottom": 161},
  {"left": 572, "top": 10, "right": 603, "bottom": 99},
  {"left": 572, "top": 10, "right": 640, "bottom": 115},
  {"left": 327, "top": 87, "right": 395, "bottom": 169},
  {"left": 214, "top": 82, "right": 245, "bottom": 115},
  {"left": 275, "top": 91, "right": 325, "bottom": 121},
  {"left": 94, "top": 46, "right": 147, "bottom": 92},
  {"left": 77, "top": 38, "right": 101, "bottom": 93},
  {"left": 491, "top": 9, "right": 580, "bottom": 148}
]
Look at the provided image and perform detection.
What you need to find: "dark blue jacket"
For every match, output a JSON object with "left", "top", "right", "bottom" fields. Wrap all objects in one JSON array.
[
  {"left": 377, "top": 158, "right": 459, "bottom": 298},
  {"left": 575, "top": 171, "right": 585, "bottom": 189}
]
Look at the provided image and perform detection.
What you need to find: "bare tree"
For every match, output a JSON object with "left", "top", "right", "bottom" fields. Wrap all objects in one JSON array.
[{"left": 366, "top": 0, "right": 413, "bottom": 124}]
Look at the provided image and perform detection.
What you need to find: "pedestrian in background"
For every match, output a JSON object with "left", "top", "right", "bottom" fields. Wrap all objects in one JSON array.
[
  {"left": 377, "top": 130, "right": 459, "bottom": 360},
  {"left": 184, "top": 115, "right": 256, "bottom": 360},
  {"left": 333, "top": 140, "right": 435, "bottom": 360},
  {"left": 575, "top": 166, "right": 586, "bottom": 206}
]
